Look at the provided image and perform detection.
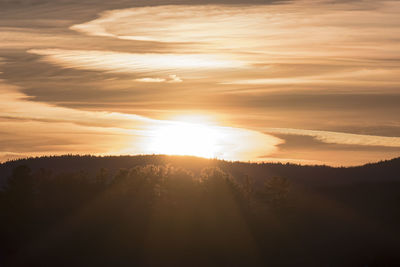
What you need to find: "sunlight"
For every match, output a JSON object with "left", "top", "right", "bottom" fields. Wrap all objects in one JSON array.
[
  {"left": 147, "top": 121, "right": 223, "bottom": 158},
  {"left": 142, "top": 116, "right": 284, "bottom": 161}
]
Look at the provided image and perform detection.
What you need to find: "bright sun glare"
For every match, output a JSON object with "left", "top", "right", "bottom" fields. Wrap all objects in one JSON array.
[
  {"left": 147, "top": 120, "right": 223, "bottom": 158},
  {"left": 141, "top": 115, "right": 282, "bottom": 161}
]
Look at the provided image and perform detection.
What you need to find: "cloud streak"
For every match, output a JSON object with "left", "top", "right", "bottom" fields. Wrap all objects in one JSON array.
[
  {"left": 28, "top": 49, "right": 247, "bottom": 75},
  {"left": 134, "top": 75, "right": 183, "bottom": 83},
  {"left": 264, "top": 128, "right": 400, "bottom": 148}
]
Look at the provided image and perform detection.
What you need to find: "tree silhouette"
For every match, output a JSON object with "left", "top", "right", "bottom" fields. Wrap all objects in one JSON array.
[{"left": 261, "top": 176, "right": 290, "bottom": 211}]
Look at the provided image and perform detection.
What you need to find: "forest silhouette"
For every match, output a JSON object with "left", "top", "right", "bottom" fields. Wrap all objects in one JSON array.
[{"left": 1, "top": 155, "right": 400, "bottom": 266}]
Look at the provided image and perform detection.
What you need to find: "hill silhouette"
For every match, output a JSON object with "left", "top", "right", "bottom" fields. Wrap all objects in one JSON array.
[
  {"left": 1, "top": 155, "right": 400, "bottom": 266},
  {"left": 1, "top": 155, "right": 400, "bottom": 188}
]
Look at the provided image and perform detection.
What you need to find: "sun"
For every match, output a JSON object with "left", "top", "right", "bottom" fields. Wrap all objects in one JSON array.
[
  {"left": 147, "top": 120, "right": 223, "bottom": 158},
  {"left": 138, "top": 115, "right": 282, "bottom": 161}
]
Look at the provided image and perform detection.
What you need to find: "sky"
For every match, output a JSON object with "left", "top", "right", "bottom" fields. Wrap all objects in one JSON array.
[{"left": 0, "top": 0, "right": 399, "bottom": 166}]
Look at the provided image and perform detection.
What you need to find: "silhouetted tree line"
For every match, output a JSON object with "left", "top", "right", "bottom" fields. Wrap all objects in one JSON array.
[
  {"left": 2, "top": 155, "right": 400, "bottom": 189},
  {"left": 1, "top": 156, "right": 400, "bottom": 266}
]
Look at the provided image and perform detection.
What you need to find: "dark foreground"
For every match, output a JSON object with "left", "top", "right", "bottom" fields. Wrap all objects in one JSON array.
[{"left": 1, "top": 155, "right": 400, "bottom": 266}]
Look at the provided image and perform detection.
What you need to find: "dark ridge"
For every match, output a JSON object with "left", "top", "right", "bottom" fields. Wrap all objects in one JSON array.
[{"left": 1, "top": 155, "right": 399, "bottom": 189}]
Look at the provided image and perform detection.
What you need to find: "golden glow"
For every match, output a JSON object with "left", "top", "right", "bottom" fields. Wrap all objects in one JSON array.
[
  {"left": 147, "top": 121, "right": 222, "bottom": 158},
  {"left": 143, "top": 116, "right": 283, "bottom": 160}
]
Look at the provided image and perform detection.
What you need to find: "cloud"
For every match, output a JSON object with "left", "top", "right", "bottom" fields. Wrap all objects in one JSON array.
[
  {"left": 28, "top": 49, "right": 246, "bottom": 75},
  {"left": 134, "top": 74, "right": 182, "bottom": 83},
  {"left": 66, "top": 2, "right": 400, "bottom": 90},
  {"left": 167, "top": 74, "right": 182, "bottom": 83},
  {"left": 221, "top": 69, "right": 400, "bottom": 86},
  {"left": 263, "top": 132, "right": 400, "bottom": 166},
  {"left": 70, "top": 3, "right": 400, "bottom": 55},
  {"left": 264, "top": 128, "right": 400, "bottom": 148},
  {"left": 135, "top": 77, "right": 166, "bottom": 83}
]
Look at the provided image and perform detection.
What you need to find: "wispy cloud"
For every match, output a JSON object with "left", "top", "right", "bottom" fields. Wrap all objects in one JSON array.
[
  {"left": 66, "top": 2, "right": 400, "bottom": 91},
  {"left": 264, "top": 128, "right": 400, "bottom": 148},
  {"left": 28, "top": 49, "right": 246, "bottom": 75},
  {"left": 134, "top": 74, "right": 182, "bottom": 83},
  {"left": 167, "top": 74, "right": 182, "bottom": 83},
  {"left": 221, "top": 69, "right": 400, "bottom": 86},
  {"left": 135, "top": 77, "right": 167, "bottom": 83},
  {"left": 71, "top": 2, "right": 400, "bottom": 56}
]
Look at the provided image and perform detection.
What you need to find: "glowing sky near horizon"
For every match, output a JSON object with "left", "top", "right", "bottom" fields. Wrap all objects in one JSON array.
[{"left": 0, "top": 0, "right": 399, "bottom": 165}]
